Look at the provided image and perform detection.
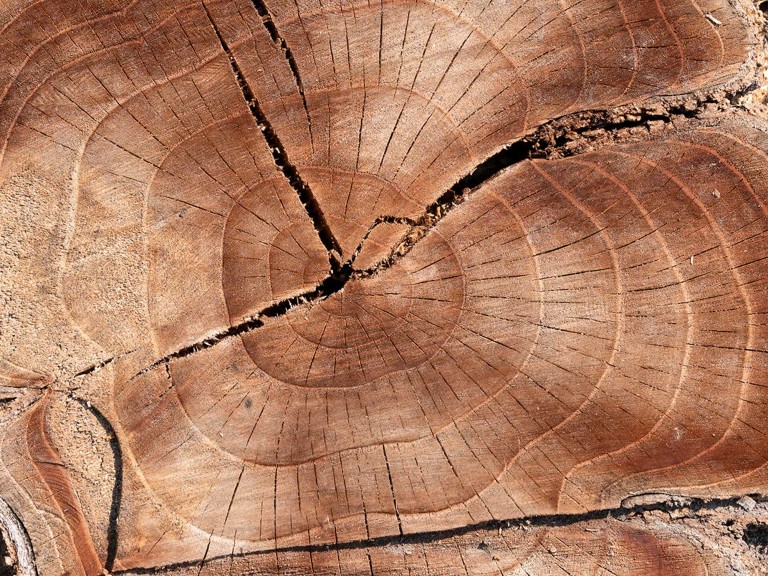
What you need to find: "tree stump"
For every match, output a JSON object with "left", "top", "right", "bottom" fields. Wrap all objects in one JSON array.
[{"left": 1, "top": 0, "right": 768, "bottom": 574}]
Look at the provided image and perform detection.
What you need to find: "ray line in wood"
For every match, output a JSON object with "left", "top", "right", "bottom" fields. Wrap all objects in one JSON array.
[{"left": 201, "top": 1, "right": 342, "bottom": 267}]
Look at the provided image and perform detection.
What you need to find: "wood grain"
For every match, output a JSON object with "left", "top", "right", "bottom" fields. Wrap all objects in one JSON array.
[
  {"left": 116, "top": 517, "right": 744, "bottom": 575},
  {"left": 0, "top": 0, "right": 764, "bottom": 574}
]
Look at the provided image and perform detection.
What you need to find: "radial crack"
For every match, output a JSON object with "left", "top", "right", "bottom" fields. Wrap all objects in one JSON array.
[
  {"left": 128, "top": 98, "right": 734, "bottom": 378},
  {"left": 130, "top": 136, "right": 538, "bottom": 378},
  {"left": 202, "top": 2, "right": 342, "bottom": 267},
  {"left": 249, "top": 0, "right": 314, "bottom": 150},
  {"left": 131, "top": 263, "right": 353, "bottom": 379}
]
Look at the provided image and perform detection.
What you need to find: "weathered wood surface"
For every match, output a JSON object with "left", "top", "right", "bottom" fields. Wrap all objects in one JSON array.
[
  {"left": 1, "top": 0, "right": 767, "bottom": 574},
  {"left": 116, "top": 498, "right": 768, "bottom": 575}
]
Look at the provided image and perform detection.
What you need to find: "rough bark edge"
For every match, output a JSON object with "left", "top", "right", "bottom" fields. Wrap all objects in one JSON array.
[{"left": 0, "top": 498, "right": 36, "bottom": 576}]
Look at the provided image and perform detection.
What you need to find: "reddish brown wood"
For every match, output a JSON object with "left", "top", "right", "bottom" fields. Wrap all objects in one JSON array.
[{"left": 0, "top": 0, "right": 765, "bottom": 574}]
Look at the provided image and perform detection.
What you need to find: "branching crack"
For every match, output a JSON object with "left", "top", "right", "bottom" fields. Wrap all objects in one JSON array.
[
  {"left": 202, "top": 2, "right": 342, "bottom": 268},
  {"left": 129, "top": 88, "right": 754, "bottom": 379},
  {"left": 130, "top": 136, "right": 537, "bottom": 379}
]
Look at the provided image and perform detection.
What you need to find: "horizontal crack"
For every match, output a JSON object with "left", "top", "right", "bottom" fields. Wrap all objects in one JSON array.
[
  {"left": 129, "top": 137, "right": 537, "bottom": 378},
  {"left": 112, "top": 493, "right": 767, "bottom": 574},
  {"left": 128, "top": 80, "right": 757, "bottom": 379},
  {"left": 73, "top": 349, "right": 137, "bottom": 379}
]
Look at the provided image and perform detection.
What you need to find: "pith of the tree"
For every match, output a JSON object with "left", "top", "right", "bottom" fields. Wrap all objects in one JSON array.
[{"left": 0, "top": 0, "right": 766, "bottom": 575}]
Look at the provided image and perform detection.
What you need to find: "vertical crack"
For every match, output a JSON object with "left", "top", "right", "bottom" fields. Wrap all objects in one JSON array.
[
  {"left": 202, "top": 3, "right": 342, "bottom": 267},
  {"left": 382, "top": 445, "right": 403, "bottom": 536},
  {"left": 249, "top": 0, "right": 313, "bottom": 149}
]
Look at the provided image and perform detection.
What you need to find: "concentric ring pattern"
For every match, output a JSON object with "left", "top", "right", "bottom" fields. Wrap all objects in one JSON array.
[{"left": 0, "top": 0, "right": 765, "bottom": 570}]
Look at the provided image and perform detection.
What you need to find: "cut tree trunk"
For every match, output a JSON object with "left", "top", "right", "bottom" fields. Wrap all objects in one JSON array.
[{"left": 1, "top": 0, "right": 768, "bottom": 574}]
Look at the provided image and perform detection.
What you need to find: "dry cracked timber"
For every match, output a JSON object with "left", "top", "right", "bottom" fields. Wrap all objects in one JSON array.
[{"left": 3, "top": 0, "right": 768, "bottom": 574}]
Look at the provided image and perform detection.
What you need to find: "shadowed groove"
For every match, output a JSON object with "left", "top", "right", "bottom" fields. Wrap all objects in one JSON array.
[
  {"left": 111, "top": 494, "right": 767, "bottom": 574},
  {"left": 202, "top": 1, "right": 342, "bottom": 263},
  {"left": 70, "top": 396, "right": 124, "bottom": 572}
]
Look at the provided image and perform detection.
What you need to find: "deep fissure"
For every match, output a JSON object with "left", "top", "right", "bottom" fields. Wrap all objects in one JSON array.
[
  {"left": 130, "top": 135, "right": 539, "bottom": 379},
  {"left": 127, "top": 99, "right": 728, "bottom": 379},
  {"left": 112, "top": 494, "right": 767, "bottom": 574},
  {"left": 249, "top": 0, "right": 314, "bottom": 149},
  {"left": 202, "top": 2, "right": 342, "bottom": 268}
]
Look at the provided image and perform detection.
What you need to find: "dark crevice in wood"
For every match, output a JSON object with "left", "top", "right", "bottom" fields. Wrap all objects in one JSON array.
[
  {"left": 132, "top": 263, "right": 352, "bottom": 378},
  {"left": 72, "top": 349, "right": 137, "bottom": 381},
  {"left": 131, "top": 136, "right": 537, "bottom": 378},
  {"left": 0, "top": 533, "right": 11, "bottom": 576},
  {"left": 127, "top": 95, "right": 750, "bottom": 378},
  {"left": 112, "top": 494, "right": 767, "bottom": 574},
  {"left": 743, "top": 522, "right": 768, "bottom": 551},
  {"left": 382, "top": 445, "right": 403, "bottom": 536},
  {"left": 70, "top": 396, "right": 123, "bottom": 572},
  {"left": 249, "top": 0, "right": 314, "bottom": 151},
  {"left": 519, "top": 91, "right": 758, "bottom": 160},
  {"left": 345, "top": 215, "right": 417, "bottom": 267},
  {"left": 728, "top": 80, "right": 760, "bottom": 105},
  {"left": 202, "top": 2, "right": 342, "bottom": 268},
  {"left": 352, "top": 138, "right": 535, "bottom": 275},
  {"left": 0, "top": 496, "right": 37, "bottom": 576},
  {"left": 74, "top": 356, "right": 116, "bottom": 378}
]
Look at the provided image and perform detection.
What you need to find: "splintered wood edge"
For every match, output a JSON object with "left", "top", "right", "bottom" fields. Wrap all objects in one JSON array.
[{"left": 0, "top": 497, "right": 36, "bottom": 576}]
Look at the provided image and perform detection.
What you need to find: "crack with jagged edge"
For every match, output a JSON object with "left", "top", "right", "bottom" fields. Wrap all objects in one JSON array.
[
  {"left": 249, "top": 0, "right": 315, "bottom": 154},
  {"left": 55, "top": 4, "right": 765, "bottom": 570},
  {"left": 201, "top": 1, "right": 343, "bottom": 271},
  {"left": 125, "top": 81, "right": 763, "bottom": 382},
  {"left": 128, "top": 133, "right": 536, "bottom": 380},
  {"left": 126, "top": 0, "right": 758, "bottom": 381},
  {"left": 111, "top": 494, "right": 767, "bottom": 574}
]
